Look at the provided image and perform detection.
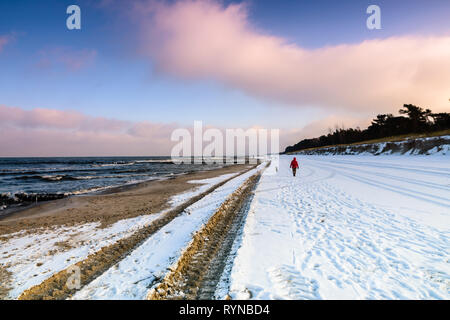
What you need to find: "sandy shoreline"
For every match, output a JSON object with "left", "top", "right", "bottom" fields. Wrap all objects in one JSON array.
[{"left": 0, "top": 164, "right": 252, "bottom": 237}]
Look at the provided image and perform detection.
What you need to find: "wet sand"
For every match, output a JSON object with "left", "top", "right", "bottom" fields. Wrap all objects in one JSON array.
[{"left": 0, "top": 164, "right": 253, "bottom": 236}]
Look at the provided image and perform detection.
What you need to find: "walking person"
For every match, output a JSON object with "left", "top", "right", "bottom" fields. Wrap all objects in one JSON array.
[{"left": 290, "top": 157, "right": 299, "bottom": 177}]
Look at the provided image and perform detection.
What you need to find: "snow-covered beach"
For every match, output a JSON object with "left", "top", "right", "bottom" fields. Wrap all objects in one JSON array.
[
  {"left": 0, "top": 164, "right": 255, "bottom": 299},
  {"left": 228, "top": 155, "right": 450, "bottom": 299},
  {"left": 1, "top": 154, "right": 449, "bottom": 300}
]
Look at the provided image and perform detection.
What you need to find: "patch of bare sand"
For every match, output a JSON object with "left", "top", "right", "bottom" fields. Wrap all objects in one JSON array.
[{"left": 0, "top": 165, "right": 252, "bottom": 237}]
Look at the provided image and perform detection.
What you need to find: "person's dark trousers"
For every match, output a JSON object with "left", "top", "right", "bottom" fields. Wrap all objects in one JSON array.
[{"left": 292, "top": 168, "right": 297, "bottom": 176}]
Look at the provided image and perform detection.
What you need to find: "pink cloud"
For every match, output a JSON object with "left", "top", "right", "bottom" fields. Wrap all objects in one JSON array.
[
  {"left": 0, "top": 105, "right": 177, "bottom": 156},
  {"left": 0, "top": 105, "right": 299, "bottom": 156},
  {"left": 137, "top": 0, "right": 450, "bottom": 113},
  {"left": 0, "top": 127, "right": 173, "bottom": 157},
  {"left": 0, "top": 105, "right": 125, "bottom": 131}
]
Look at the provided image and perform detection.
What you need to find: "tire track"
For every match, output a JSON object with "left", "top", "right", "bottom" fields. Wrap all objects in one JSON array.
[
  {"left": 148, "top": 167, "right": 265, "bottom": 300},
  {"left": 313, "top": 158, "right": 450, "bottom": 177},
  {"left": 311, "top": 163, "right": 450, "bottom": 207},
  {"left": 316, "top": 161, "right": 449, "bottom": 191}
]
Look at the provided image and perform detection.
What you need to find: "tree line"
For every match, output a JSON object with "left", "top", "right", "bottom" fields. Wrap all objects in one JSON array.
[{"left": 284, "top": 104, "right": 450, "bottom": 153}]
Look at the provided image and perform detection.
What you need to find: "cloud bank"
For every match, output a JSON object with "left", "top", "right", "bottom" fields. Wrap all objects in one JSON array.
[
  {"left": 0, "top": 105, "right": 177, "bottom": 156},
  {"left": 0, "top": 104, "right": 341, "bottom": 156},
  {"left": 138, "top": 0, "right": 450, "bottom": 113}
]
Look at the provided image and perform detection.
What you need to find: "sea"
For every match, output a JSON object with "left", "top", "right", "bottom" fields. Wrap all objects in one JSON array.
[{"left": 0, "top": 157, "right": 225, "bottom": 212}]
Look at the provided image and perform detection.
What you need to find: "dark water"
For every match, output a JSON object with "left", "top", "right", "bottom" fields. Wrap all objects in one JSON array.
[{"left": 0, "top": 157, "right": 223, "bottom": 210}]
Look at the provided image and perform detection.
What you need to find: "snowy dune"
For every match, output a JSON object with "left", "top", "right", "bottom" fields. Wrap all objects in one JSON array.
[
  {"left": 293, "top": 135, "right": 450, "bottom": 156},
  {"left": 228, "top": 155, "right": 450, "bottom": 299}
]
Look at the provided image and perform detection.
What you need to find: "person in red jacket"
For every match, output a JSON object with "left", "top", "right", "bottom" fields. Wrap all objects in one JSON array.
[{"left": 290, "top": 157, "right": 299, "bottom": 177}]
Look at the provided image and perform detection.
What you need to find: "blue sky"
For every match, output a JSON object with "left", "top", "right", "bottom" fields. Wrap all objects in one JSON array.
[
  {"left": 1, "top": 0, "right": 278, "bottom": 125},
  {"left": 241, "top": 0, "right": 450, "bottom": 46},
  {"left": 1, "top": 0, "right": 449, "bottom": 155}
]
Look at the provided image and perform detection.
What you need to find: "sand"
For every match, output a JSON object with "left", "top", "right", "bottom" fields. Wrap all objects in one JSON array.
[{"left": 0, "top": 164, "right": 252, "bottom": 237}]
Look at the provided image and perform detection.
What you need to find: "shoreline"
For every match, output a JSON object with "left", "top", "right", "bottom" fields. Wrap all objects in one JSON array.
[
  {"left": 0, "top": 165, "right": 220, "bottom": 219},
  {"left": 0, "top": 164, "right": 254, "bottom": 237}
]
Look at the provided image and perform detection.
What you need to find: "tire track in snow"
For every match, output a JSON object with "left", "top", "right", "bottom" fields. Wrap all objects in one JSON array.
[
  {"left": 313, "top": 158, "right": 450, "bottom": 177},
  {"left": 148, "top": 170, "right": 263, "bottom": 300},
  {"left": 312, "top": 163, "right": 450, "bottom": 207},
  {"left": 315, "top": 161, "right": 449, "bottom": 192}
]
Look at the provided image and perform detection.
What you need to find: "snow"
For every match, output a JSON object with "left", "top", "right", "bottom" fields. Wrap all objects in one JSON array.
[
  {"left": 169, "top": 172, "right": 237, "bottom": 207},
  {"left": 1, "top": 172, "right": 237, "bottom": 299},
  {"left": 294, "top": 135, "right": 450, "bottom": 156},
  {"left": 71, "top": 164, "right": 265, "bottom": 300},
  {"left": 1, "top": 215, "right": 162, "bottom": 299},
  {"left": 227, "top": 155, "right": 450, "bottom": 300},
  {"left": 4, "top": 155, "right": 449, "bottom": 300}
]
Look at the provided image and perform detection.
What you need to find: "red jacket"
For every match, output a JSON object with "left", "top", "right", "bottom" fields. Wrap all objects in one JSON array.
[{"left": 290, "top": 158, "right": 299, "bottom": 169}]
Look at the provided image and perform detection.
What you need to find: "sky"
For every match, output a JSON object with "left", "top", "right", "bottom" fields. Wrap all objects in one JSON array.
[{"left": 1, "top": 0, "right": 450, "bottom": 156}]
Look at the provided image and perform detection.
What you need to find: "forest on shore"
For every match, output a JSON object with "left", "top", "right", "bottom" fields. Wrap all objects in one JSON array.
[{"left": 284, "top": 104, "right": 450, "bottom": 153}]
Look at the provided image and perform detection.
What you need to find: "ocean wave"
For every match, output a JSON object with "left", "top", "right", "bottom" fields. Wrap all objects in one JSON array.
[
  {"left": 0, "top": 167, "right": 98, "bottom": 176},
  {"left": 14, "top": 174, "right": 71, "bottom": 182},
  {"left": 0, "top": 185, "right": 115, "bottom": 207},
  {"left": 13, "top": 174, "right": 103, "bottom": 182},
  {"left": 0, "top": 157, "right": 206, "bottom": 211},
  {"left": 0, "top": 165, "right": 129, "bottom": 175},
  {"left": 91, "top": 161, "right": 137, "bottom": 167},
  {"left": 135, "top": 159, "right": 174, "bottom": 164},
  {"left": 72, "top": 175, "right": 97, "bottom": 180},
  {"left": 0, "top": 192, "right": 66, "bottom": 206}
]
